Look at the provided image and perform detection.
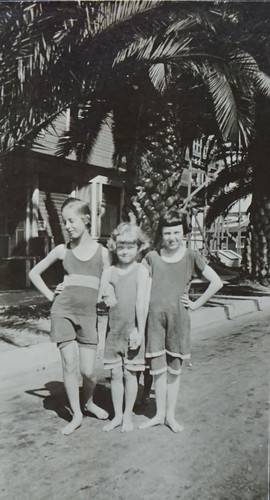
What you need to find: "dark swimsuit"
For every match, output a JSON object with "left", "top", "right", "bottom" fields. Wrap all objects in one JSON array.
[
  {"left": 144, "top": 249, "right": 205, "bottom": 361},
  {"left": 51, "top": 245, "right": 103, "bottom": 345}
]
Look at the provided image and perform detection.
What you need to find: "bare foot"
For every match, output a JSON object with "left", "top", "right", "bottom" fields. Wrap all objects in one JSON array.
[
  {"left": 61, "top": 413, "right": 83, "bottom": 435},
  {"left": 165, "top": 417, "right": 184, "bottom": 433},
  {"left": 103, "top": 415, "right": 123, "bottom": 432},
  {"left": 138, "top": 415, "right": 164, "bottom": 430},
  {"left": 85, "top": 402, "right": 109, "bottom": 420},
  {"left": 121, "top": 415, "right": 134, "bottom": 432}
]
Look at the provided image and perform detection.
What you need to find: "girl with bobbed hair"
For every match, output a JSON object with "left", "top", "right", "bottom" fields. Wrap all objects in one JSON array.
[
  {"left": 139, "top": 209, "right": 223, "bottom": 433},
  {"left": 154, "top": 210, "right": 190, "bottom": 248}
]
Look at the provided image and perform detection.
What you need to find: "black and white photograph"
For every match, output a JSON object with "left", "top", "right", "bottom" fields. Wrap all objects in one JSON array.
[{"left": 0, "top": 1, "right": 269, "bottom": 498}]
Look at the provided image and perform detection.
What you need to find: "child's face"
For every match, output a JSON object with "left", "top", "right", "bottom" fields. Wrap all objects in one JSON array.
[
  {"left": 161, "top": 224, "right": 184, "bottom": 251},
  {"left": 62, "top": 206, "right": 87, "bottom": 240},
  {"left": 115, "top": 236, "right": 138, "bottom": 265}
]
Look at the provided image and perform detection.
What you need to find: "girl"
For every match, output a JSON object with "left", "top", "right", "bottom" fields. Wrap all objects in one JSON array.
[
  {"left": 139, "top": 210, "right": 223, "bottom": 433},
  {"left": 29, "top": 197, "right": 110, "bottom": 435},
  {"left": 98, "top": 222, "right": 150, "bottom": 432}
]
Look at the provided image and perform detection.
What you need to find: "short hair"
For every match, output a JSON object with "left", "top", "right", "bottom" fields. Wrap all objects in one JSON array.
[
  {"left": 156, "top": 209, "right": 190, "bottom": 243},
  {"left": 107, "top": 222, "right": 150, "bottom": 254},
  {"left": 61, "top": 197, "right": 91, "bottom": 227}
]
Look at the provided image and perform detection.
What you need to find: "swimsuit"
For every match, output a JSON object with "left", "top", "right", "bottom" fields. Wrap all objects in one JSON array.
[
  {"left": 103, "top": 263, "right": 145, "bottom": 371},
  {"left": 144, "top": 249, "right": 205, "bottom": 374},
  {"left": 51, "top": 244, "right": 103, "bottom": 346}
]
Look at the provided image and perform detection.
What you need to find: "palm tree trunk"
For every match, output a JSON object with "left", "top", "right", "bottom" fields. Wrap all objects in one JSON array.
[
  {"left": 243, "top": 192, "right": 270, "bottom": 285},
  {"left": 122, "top": 107, "right": 186, "bottom": 238}
]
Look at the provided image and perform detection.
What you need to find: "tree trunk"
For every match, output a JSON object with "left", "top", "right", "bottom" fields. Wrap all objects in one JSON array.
[
  {"left": 122, "top": 107, "right": 186, "bottom": 240},
  {"left": 243, "top": 192, "right": 270, "bottom": 285}
]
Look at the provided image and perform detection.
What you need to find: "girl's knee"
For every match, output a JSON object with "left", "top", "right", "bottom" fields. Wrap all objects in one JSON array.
[
  {"left": 111, "top": 366, "right": 123, "bottom": 380},
  {"left": 81, "top": 367, "right": 95, "bottom": 380},
  {"left": 79, "top": 347, "right": 97, "bottom": 379}
]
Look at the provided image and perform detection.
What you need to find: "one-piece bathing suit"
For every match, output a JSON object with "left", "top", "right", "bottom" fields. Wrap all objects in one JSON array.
[
  {"left": 103, "top": 263, "right": 145, "bottom": 372},
  {"left": 51, "top": 244, "right": 103, "bottom": 348},
  {"left": 144, "top": 249, "right": 205, "bottom": 375}
]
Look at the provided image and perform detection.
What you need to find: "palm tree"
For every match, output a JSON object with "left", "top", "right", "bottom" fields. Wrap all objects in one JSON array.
[
  {"left": 52, "top": 2, "right": 270, "bottom": 238},
  {"left": 203, "top": 3, "right": 270, "bottom": 285},
  {"left": 1, "top": 1, "right": 270, "bottom": 278},
  {"left": 2, "top": 2, "right": 269, "bottom": 157},
  {"left": 206, "top": 95, "right": 270, "bottom": 285},
  {"left": 0, "top": 0, "right": 165, "bottom": 156}
]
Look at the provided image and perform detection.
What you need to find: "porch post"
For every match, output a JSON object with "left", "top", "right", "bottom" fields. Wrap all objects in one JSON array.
[
  {"left": 31, "top": 175, "right": 39, "bottom": 238},
  {"left": 25, "top": 184, "right": 31, "bottom": 288},
  {"left": 25, "top": 175, "right": 39, "bottom": 288}
]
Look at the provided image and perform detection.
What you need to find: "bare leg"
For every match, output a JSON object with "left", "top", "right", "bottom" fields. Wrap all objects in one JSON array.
[
  {"left": 103, "top": 365, "right": 123, "bottom": 431},
  {"left": 79, "top": 346, "right": 108, "bottom": 420},
  {"left": 165, "top": 372, "right": 183, "bottom": 433},
  {"left": 60, "top": 342, "right": 83, "bottom": 435},
  {"left": 139, "top": 371, "right": 166, "bottom": 429},
  {"left": 121, "top": 368, "right": 138, "bottom": 432}
]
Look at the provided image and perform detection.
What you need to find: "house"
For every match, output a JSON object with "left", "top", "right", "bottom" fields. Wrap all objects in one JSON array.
[{"left": 0, "top": 115, "right": 124, "bottom": 288}]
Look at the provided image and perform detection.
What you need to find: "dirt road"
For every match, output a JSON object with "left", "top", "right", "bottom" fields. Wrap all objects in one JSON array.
[{"left": 1, "top": 311, "right": 269, "bottom": 500}]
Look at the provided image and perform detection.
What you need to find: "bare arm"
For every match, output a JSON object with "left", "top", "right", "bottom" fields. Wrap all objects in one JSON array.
[
  {"left": 102, "top": 246, "right": 112, "bottom": 270},
  {"left": 182, "top": 264, "right": 223, "bottom": 311},
  {"left": 134, "top": 266, "right": 151, "bottom": 343},
  {"left": 97, "top": 267, "right": 117, "bottom": 307},
  {"left": 29, "top": 245, "right": 65, "bottom": 302}
]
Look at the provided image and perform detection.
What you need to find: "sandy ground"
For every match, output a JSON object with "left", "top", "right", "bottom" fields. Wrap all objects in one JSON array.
[{"left": 1, "top": 310, "right": 269, "bottom": 500}]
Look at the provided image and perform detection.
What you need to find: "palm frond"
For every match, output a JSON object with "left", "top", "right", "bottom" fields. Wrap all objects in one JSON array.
[
  {"left": 92, "top": 0, "right": 164, "bottom": 36},
  {"left": 255, "top": 71, "right": 270, "bottom": 99},
  {"left": 56, "top": 101, "right": 112, "bottom": 162},
  {"left": 204, "top": 63, "right": 238, "bottom": 142},
  {"left": 0, "top": 0, "right": 164, "bottom": 156},
  {"left": 207, "top": 157, "right": 252, "bottom": 198},
  {"left": 228, "top": 50, "right": 259, "bottom": 79},
  {"left": 206, "top": 182, "right": 251, "bottom": 227},
  {"left": 149, "top": 63, "right": 173, "bottom": 94},
  {"left": 165, "top": 14, "right": 198, "bottom": 36},
  {"left": 113, "top": 35, "right": 154, "bottom": 66},
  {"left": 114, "top": 32, "right": 192, "bottom": 67}
]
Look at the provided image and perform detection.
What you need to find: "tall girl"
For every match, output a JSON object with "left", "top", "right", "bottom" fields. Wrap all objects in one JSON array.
[
  {"left": 98, "top": 222, "right": 150, "bottom": 432},
  {"left": 139, "top": 210, "right": 223, "bottom": 433},
  {"left": 29, "top": 197, "right": 110, "bottom": 435}
]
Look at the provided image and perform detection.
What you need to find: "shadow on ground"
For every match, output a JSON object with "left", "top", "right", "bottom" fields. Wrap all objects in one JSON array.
[{"left": 25, "top": 379, "right": 156, "bottom": 423}]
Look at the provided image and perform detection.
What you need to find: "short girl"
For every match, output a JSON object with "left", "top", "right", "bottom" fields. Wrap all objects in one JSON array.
[
  {"left": 139, "top": 210, "right": 223, "bottom": 433},
  {"left": 29, "top": 197, "right": 110, "bottom": 435},
  {"left": 98, "top": 222, "right": 150, "bottom": 432}
]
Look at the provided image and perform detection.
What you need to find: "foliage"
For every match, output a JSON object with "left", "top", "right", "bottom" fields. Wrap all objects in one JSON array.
[
  {"left": 1, "top": 2, "right": 270, "bottom": 280},
  {"left": 0, "top": 0, "right": 164, "bottom": 156},
  {"left": 1, "top": 2, "right": 270, "bottom": 161},
  {"left": 205, "top": 153, "right": 252, "bottom": 227},
  {"left": 205, "top": 95, "right": 270, "bottom": 283}
]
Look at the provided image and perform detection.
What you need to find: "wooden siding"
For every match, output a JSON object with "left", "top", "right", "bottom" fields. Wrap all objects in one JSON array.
[{"left": 32, "top": 112, "right": 114, "bottom": 169}]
